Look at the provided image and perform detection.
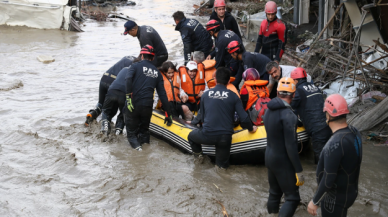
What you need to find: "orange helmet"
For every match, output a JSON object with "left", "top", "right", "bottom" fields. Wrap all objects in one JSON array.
[{"left": 277, "top": 77, "right": 296, "bottom": 93}]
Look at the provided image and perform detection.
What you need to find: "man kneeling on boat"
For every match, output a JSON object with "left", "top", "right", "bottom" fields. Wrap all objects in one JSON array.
[
  {"left": 188, "top": 67, "right": 257, "bottom": 169},
  {"left": 179, "top": 61, "right": 208, "bottom": 121},
  {"left": 153, "top": 61, "right": 187, "bottom": 119},
  {"left": 240, "top": 68, "right": 271, "bottom": 126}
]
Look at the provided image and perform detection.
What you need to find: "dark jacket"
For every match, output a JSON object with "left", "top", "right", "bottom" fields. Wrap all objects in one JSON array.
[
  {"left": 313, "top": 126, "right": 362, "bottom": 207},
  {"left": 137, "top": 25, "right": 168, "bottom": 57},
  {"left": 209, "top": 11, "right": 241, "bottom": 39},
  {"left": 291, "top": 79, "right": 327, "bottom": 134},
  {"left": 263, "top": 97, "right": 303, "bottom": 173},
  {"left": 125, "top": 60, "right": 170, "bottom": 113},
  {"left": 175, "top": 17, "right": 213, "bottom": 63},
  {"left": 240, "top": 51, "right": 271, "bottom": 81},
  {"left": 213, "top": 30, "right": 244, "bottom": 69},
  {"left": 101, "top": 56, "right": 135, "bottom": 84},
  {"left": 201, "top": 84, "right": 253, "bottom": 135},
  {"left": 109, "top": 67, "right": 129, "bottom": 93},
  {"left": 254, "top": 17, "right": 287, "bottom": 62}
]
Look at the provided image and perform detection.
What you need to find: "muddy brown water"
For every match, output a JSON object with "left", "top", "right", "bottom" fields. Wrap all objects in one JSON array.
[{"left": 0, "top": 0, "right": 388, "bottom": 216}]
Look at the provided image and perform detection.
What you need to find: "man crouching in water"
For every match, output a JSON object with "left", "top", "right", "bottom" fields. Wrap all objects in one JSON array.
[
  {"left": 263, "top": 77, "right": 304, "bottom": 216},
  {"left": 187, "top": 67, "right": 257, "bottom": 169}
]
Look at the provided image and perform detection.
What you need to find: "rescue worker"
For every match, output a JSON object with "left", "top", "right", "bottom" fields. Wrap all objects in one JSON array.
[
  {"left": 239, "top": 68, "right": 270, "bottom": 126},
  {"left": 179, "top": 61, "right": 207, "bottom": 120},
  {"left": 263, "top": 77, "right": 305, "bottom": 216},
  {"left": 227, "top": 40, "right": 272, "bottom": 82},
  {"left": 209, "top": 0, "right": 242, "bottom": 39},
  {"left": 85, "top": 56, "right": 136, "bottom": 126},
  {"left": 290, "top": 67, "right": 331, "bottom": 164},
  {"left": 254, "top": 1, "right": 287, "bottom": 62},
  {"left": 153, "top": 61, "right": 186, "bottom": 119},
  {"left": 188, "top": 67, "right": 257, "bottom": 169},
  {"left": 123, "top": 20, "right": 168, "bottom": 67},
  {"left": 266, "top": 61, "right": 311, "bottom": 99},
  {"left": 125, "top": 45, "right": 172, "bottom": 151},
  {"left": 172, "top": 11, "right": 213, "bottom": 64},
  {"left": 307, "top": 94, "right": 362, "bottom": 217},
  {"left": 206, "top": 20, "right": 244, "bottom": 88},
  {"left": 100, "top": 67, "right": 130, "bottom": 136}
]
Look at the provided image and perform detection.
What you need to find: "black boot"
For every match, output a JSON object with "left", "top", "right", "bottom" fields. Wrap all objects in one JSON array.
[
  {"left": 127, "top": 131, "right": 142, "bottom": 151},
  {"left": 85, "top": 103, "right": 102, "bottom": 126}
]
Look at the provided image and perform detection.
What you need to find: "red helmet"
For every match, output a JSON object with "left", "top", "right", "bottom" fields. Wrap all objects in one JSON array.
[
  {"left": 323, "top": 94, "right": 349, "bottom": 117},
  {"left": 243, "top": 68, "right": 260, "bottom": 81},
  {"left": 140, "top": 45, "right": 155, "bottom": 56},
  {"left": 265, "top": 1, "right": 277, "bottom": 13},
  {"left": 226, "top": 41, "right": 241, "bottom": 54},
  {"left": 206, "top": 20, "right": 221, "bottom": 32},
  {"left": 214, "top": 0, "right": 225, "bottom": 7},
  {"left": 290, "top": 67, "right": 307, "bottom": 79}
]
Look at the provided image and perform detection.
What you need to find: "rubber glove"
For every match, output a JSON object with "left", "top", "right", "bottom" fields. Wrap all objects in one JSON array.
[
  {"left": 296, "top": 173, "right": 305, "bottom": 186},
  {"left": 164, "top": 111, "right": 172, "bottom": 126},
  {"left": 126, "top": 93, "right": 134, "bottom": 112}
]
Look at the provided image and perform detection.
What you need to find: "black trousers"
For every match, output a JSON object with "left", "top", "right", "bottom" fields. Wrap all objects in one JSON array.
[
  {"left": 267, "top": 168, "right": 300, "bottom": 216},
  {"left": 98, "top": 81, "right": 111, "bottom": 106},
  {"left": 188, "top": 129, "right": 232, "bottom": 168},
  {"left": 320, "top": 192, "right": 350, "bottom": 217},
  {"left": 311, "top": 126, "right": 332, "bottom": 156},
  {"left": 124, "top": 105, "right": 153, "bottom": 149},
  {"left": 151, "top": 54, "right": 168, "bottom": 68},
  {"left": 101, "top": 89, "right": 125, "bottom": 130}
]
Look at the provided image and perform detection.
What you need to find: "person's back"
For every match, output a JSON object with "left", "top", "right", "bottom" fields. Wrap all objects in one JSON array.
[
  {"left": 214, "top": 30, "right": 243, "bottom": 69},
  {"left": 241, "top": 51, "right": 271, "bottom": 81},
  {"left": 264, "top": 97, "right": 299, "bottom": 169},
  {"left": 138, "top": 25, "right": 168, "bottom": 57},
  {"left": 126, "top": 59, "right": 162, "bottom": 107}
]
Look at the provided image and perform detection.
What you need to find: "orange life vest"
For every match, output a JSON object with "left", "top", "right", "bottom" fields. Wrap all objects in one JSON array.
[
  {"left": 162, "top": 72, "right": 181, "bottom": 103},
  {"left": 203, "top": 60, "right": 216, "bottom": 88},
  {"left": 179, "top": 66, "right": 206, "bottom": 104},
  {"left": 241, "top": 80, "right": 269, "bottom": 111}
]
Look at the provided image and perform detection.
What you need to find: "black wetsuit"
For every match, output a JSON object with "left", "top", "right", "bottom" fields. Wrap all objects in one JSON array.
[
  {"left": 291, "top": 79, "right": 332, "bottom": 162},
  {"left": 209, "top": 11, "right": 242, "bottom": 39},
  {"left": 239, "top": 51, "right": 271, "bottom": 82},
  {"left": 210, "top": 30, "right": 244, "bottom": 87},
  {"left": 313, "top": 126, "right": 362, "bottom": 217},
  {"left": 188, "top": 84, "right": 253, "bottom": 168},
  {"left": 137, "top": 25, "right": 168, "bottom": 67},
  {"left": 125, "top": 59, "right": 170, "bottom": 149},
  {"left": 263, "top": 97, "right": 302, "bottom": 216},
  {"left": 175, "top": 17, "right": 213, "bottom": 64}
]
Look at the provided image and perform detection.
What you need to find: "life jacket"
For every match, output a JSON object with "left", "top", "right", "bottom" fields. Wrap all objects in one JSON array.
[
  {"left": 162, "top": 72, "right": 181, "bottom": 103},
  {"left": 203, "top": 60, "right": 217, "bottom": 88},
  {"left": 241, "top": 80, "right": 269, "bottom": 111},
  {"left": 208, "top": 78, "right": 240, "bottom": 98},
  {"left": 179, "top": 66, "right": 206, "bottom": 104}
]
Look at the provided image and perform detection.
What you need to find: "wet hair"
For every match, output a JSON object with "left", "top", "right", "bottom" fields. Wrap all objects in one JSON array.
[
  {"left": 142, "top": 54, "right": 154, "bottom": 61},
  {"left": 278, "top": 91, "right": 294, "bottom": 99},
  {"left": 172, "top": 11, "right": 185, "bottom": 22},
  {"left": 266, "top": 61, "right": 279, "bottom": 73},
  {"left": 133, "top": 56, "right": 142, "bottom": 63},
  {"left": 193, "top": 51, "right": 205, "bottom": 63},
  {"left": 215, "top": 67, "right": 230, "bottom": 85},
  {"left": 160, "top": 61, "right": 177, "bottom": 73}
]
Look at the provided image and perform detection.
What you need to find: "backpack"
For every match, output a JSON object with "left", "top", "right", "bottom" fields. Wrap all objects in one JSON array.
[{"left": 248, "top": 97, "right": 271, "bottom": 126}]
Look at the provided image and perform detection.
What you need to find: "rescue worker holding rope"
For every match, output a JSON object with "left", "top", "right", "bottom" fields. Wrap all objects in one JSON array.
[
  {"left": 125, "top": 45, "right": 172, "bottom": 151},
  {"left": 255, "top": 1, "right": 287, "bottom": 63},
  {"left": 290, "top": 67, "right": 332, "bottom": 164},
  {"left": 307, "top": 94, "right": 362, "bottom": 217},
  {"left": 263, "top": 77, "right": 304, "bottom": 216}
]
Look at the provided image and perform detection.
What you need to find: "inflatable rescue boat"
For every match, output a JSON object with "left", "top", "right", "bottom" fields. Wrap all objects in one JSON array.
[{"left": 149, "top": 110, "right": 309, "bottom": 164}]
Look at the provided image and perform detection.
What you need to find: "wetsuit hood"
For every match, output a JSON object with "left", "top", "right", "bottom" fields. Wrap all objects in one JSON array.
[
  {"left": 175, "top": 17, "right": 186, "bottom": 31},
  {"left": 267, "top": 97, "right": 292, "bottom": 111}
]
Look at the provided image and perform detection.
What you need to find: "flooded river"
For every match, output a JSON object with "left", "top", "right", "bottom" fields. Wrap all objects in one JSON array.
[{"left": 0, "top": 0, "right": 388, "bottom": 216}]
